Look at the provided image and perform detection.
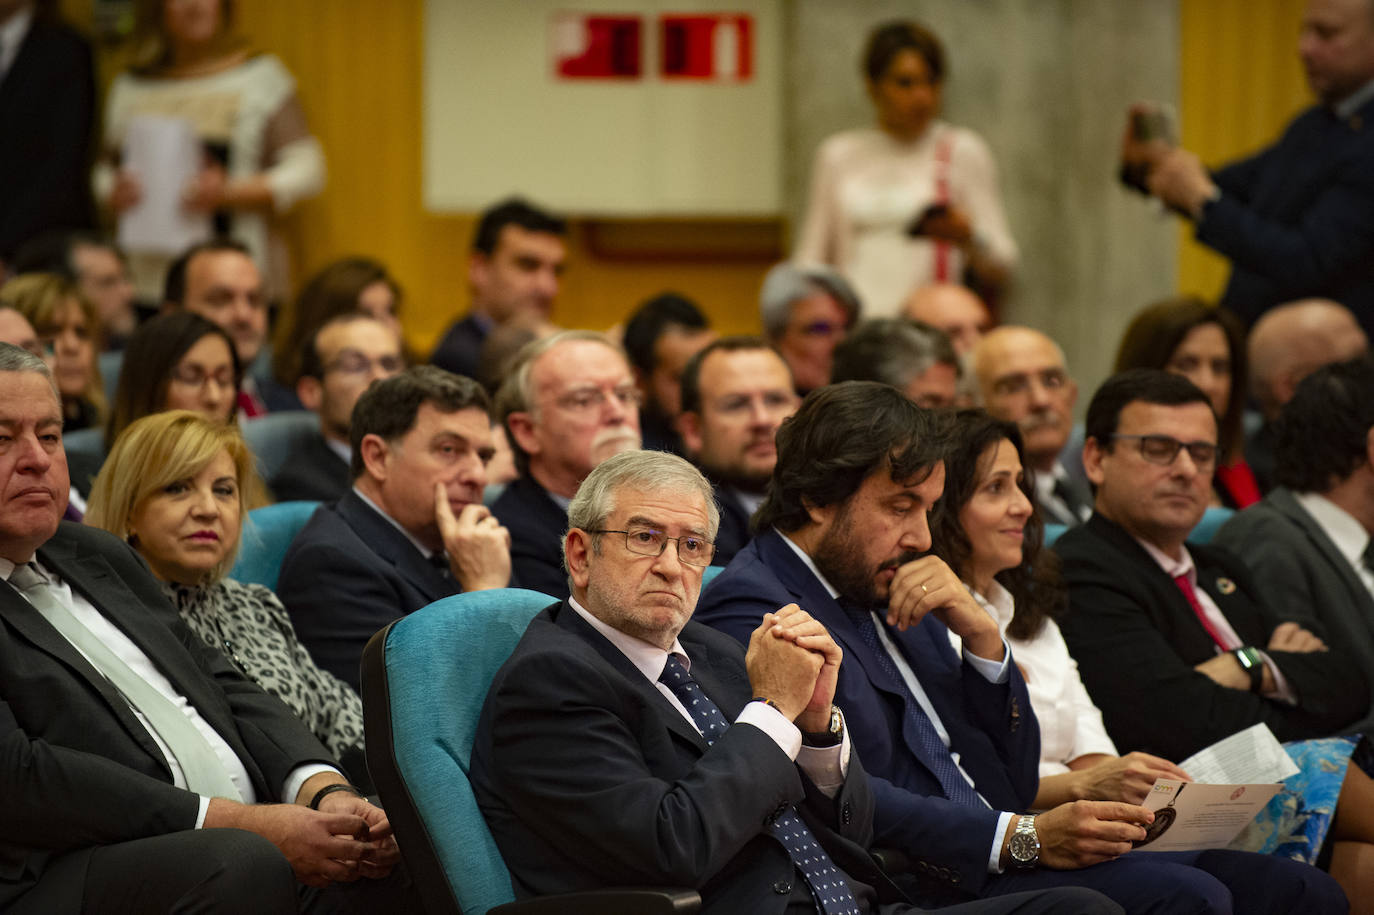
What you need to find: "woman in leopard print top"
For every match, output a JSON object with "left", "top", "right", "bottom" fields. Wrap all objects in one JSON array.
[{"left": 86, "top": 410, "right": 366, "bottom": 774}]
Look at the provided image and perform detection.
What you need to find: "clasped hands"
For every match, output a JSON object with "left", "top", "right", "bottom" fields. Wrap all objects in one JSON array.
[{"left": 746, "top": 604, "right": 842, "bottom": 733}]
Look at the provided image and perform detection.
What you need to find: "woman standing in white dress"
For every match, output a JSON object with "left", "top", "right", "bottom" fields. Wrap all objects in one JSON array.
[{"left": 795, "top": 20, "right": 1017, "bottom": 317}]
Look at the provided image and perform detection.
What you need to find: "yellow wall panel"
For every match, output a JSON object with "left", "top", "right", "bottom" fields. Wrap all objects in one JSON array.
[{"left": 1177, "top": 0, "right": 1310, "bottom": 301}]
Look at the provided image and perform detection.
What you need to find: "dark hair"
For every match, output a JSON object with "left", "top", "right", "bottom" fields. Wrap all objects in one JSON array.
[
  {"left": 298, "top": 311, "right": 392, "bottom": 383},
  {"left": 678, "top": 335, "right": 785, "bottom": 416},
  {"left": 621, "top": 292, "right": 710, "bottom": 376},
  {"left": 11, "top": 231, "right": 127, "bottom": 281},
  {"left": 756, "top": 381, "right": 951, "bottom": 534},
  {"left": 831, "top": 318, "right": 959, "bottom": 389},
  {"left": 471, "top": 198, "right": 566, "bottom": 256},
  {"left": 929, "top": 410, "right": 1064, "bottom": 640},
  {"left": 274, "top": 256, "right": 402, "bottom": 387},
  {"left": 863, "top": 20, "right": 946, "bottom": 84},
  {"left": 350, "top": 366, "right": 491, "bottom": 478},
  {"left": 163, "top": 238, "right": 252, "bottom": 307},
  {"left": 1084, "top": 369, "right": 1214, "bottom": 448},
  {"left": 107, "top": 312, "right": 242, "bottom": 446},
  {"left": 1113, "top": 296, "right": 1246, "bottom": 460},
  {"left": 1274, "top": 357, "right": 1374, "bottom": 493}
]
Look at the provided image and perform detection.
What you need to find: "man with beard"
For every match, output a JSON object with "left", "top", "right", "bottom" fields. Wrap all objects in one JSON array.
[
  {"left": 493, "top": 331, "right": 642, "bottom": 599},
  {"left": 696, "top": 382, "right": 1343, "bottom": 913},
  {"left": 676, "top": 337, "right": 799, "bottom": 565},
  {"left": 971, "top": 327, "right": 1091, "bottom": 526}
]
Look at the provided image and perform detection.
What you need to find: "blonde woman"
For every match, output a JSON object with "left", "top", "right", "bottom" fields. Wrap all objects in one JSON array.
[
  {"left": 0, "top": 273, "right": 105, "bottom": 432},
  {"left": 86, "top": 411, "right": 367, "bottom": 779}
]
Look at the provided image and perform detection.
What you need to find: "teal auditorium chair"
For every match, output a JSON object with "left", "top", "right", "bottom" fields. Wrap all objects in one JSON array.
[
  {"left": 361, "top": 589, "right": 701, "bottom": 915},
  {"left": 229, "top": 501, "right": 319, "bottom": 589},
  {"left": 1043, "top": 507, "right": 1234, "bottom": 550}
]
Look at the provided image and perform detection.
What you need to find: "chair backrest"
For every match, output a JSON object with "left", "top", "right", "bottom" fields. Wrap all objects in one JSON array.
[
  {"left": 362, "top": 589, "right": 554, "bottom": 915},
  {"left": 230, "top": 501, "right": 320, "bottom": 589},
  {"left": 1190, "top": 506, "right": 1235, "bottom": 544},
  {"left": 241, "top": 410, "right": 319, "bottom": 482},
  {"left": 700, "top": 565, "right": 725, "bottom": 590},
  {"left": 63, "top": 426, "right": 105, "bottom": 466},
  {"left": 1043, "top": 522, "right": 1068, "bottom": 546}
]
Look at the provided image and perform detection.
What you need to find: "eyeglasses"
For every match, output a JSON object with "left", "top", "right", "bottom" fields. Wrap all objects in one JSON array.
[
  {"left": 791, "top": 320, "right": 845, "bottom": 338},
  {"left": 555, "top": 384, "right": 642, "bottom": 413},
  {"left": 590, "top": 527, "right": 715, "bottom": 567},
  {"left": 170, "top": 365, "right": 236, "bottom": 390},
  {"left": 326, "top": 351, "right": 404, "bottom": 377},
  {"left": 1111, "top": 434, "right": 1217, "bottom": 468}
]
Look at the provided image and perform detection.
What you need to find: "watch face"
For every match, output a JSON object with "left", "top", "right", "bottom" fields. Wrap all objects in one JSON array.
[{"left": 1010, "top": 832, "right": 1038, "bottom": 863}]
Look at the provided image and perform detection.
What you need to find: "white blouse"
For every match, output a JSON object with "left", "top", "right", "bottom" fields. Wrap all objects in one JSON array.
[
  {"left": 793, "top": 122, "right": 1017, "bottom": 318},
  {"left": 950, "top": 582, "right": 1118, "bottom": 778}
]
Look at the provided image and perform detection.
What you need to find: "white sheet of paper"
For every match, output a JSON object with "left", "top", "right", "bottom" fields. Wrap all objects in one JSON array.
[
  {"left": 117, "top": 114, "right": 212, "bottom": 255},
  {"left": 1131, "top": 779, "right": 1281, "bottom": 853},
  {"left": 1178, "top": 723, "right": 1300, "bottom": 785}
]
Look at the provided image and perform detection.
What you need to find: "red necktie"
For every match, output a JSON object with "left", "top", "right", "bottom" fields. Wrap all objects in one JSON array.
[{"left": 1173, "top": 573, "right": 1230, "bottom": 650}]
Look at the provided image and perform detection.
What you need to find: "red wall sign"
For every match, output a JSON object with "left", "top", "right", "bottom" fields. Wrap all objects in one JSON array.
[
  {"left": 661, "top": 14, "right": 753, "bottom": 81},
  {"left": 553, "top": 13, "right": 643, "bottom": 79}
]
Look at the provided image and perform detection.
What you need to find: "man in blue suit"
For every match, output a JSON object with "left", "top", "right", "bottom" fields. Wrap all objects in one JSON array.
[{"left": 696, "top": 382, "right": 1344, "bottom": 913}]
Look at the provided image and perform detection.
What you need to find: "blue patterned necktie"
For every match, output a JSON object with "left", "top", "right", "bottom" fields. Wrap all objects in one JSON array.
[
  {"left": 658, "top": 654, "right": 860, "bottom": 915},
  {"left": 842, "top": 605, "right": 985, "bottom": 808}
]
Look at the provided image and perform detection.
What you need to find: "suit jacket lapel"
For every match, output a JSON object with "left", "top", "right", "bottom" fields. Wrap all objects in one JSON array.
[
  {"left": 1274, "top": 489, "right": 1374, "bottom": 623},
  {"left": 337, "top": 491, "right": 451, "bottom": 600},
  {"left": 553, "top": 601, "right": 709, "bottom": 753}
]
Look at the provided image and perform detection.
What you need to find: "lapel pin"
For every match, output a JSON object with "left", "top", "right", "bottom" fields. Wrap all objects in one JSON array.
[{"left": 1216, "top": 577, "right": 1236, "bottom": 595}]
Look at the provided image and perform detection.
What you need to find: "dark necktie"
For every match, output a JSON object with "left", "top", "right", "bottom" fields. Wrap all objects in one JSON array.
[
  {"left": 1172, "top": 573, "right": 1232, "bottom": 650},
  {"left": 658, "top": 654, "right": 859, "bottom": 915},
  {"left": 1361, "top": 539, "right": 1374, "bottom": 578},
  {"left": 1051, "top": 477, "right": 1088, "bottom": 524},
  {"left": 842, "top": 606, "right": 985, "bottom": 808}
]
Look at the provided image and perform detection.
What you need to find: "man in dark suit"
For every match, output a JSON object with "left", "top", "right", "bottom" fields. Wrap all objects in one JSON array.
[
  {"left": 1215, "top": 356, "right": 1374, "bottom": 736},
  {"left": 0, "top": 2, "right": 95, "bottom": 268},
  {"left": 492, "top": 330, "right": 641, "bottom": 599},
  {"left": 271, "top": 312, "right": 404, "bottom": 502},
  {"left": 429, "top": 197, "right": 567, "bottom": 379},
  {"left": 1055, "top": 368, "right": 1368, "bottom": 763},
  {"left": 471, "top": 448, "right": 1118, "bottom": 915},
  {"left": 0, "top": 343, "right": 407, "bottom": 912},
  {"left": 676, "top": 337, "right": 799, "bottom": 565},
  {"left": 1127, "top": 0, "right": 1374, "bottom": 335},
  {"left": 699, "top": 382, "right": 1344, "bottom": 913},
  {"left": 279, "top": 367, "right": 510, "bottom": 689},
  {"left": 622, "top": 291, "right": 715, "bottom": 454}
]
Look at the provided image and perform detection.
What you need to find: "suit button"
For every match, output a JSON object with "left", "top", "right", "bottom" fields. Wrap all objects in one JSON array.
[
  {"left": 841, "top": 802, "right": 852, "bottom": 825},
  {"left": 951, "top": 872, "right": 962, "bottom": 885},
  {"left": 772, "top": 880, "right": 791, "bottom": 895},
  {"left": 940, "top": 866, "right": 951, "bottom": 880},
  {"left": 917, "top": 861, "right": 930, "bottom": 873}
]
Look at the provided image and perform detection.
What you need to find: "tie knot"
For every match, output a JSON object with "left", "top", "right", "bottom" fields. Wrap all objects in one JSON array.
[
  {"left": 8, "top": 563, "right": 44, "bottom": 593},
  {"left": 658, "top": 653, "right": 691, "bottom": 687}
]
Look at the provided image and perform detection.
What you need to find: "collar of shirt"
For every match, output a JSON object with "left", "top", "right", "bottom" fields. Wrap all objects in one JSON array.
[
  {"left": 0, "top": 6, "right": 33, "bottom": 80},
  {"left": 567, "top": 594, "right": 687, "bottom": 680},
  {"left": 1295, "top": 491, "right": 1371, "bottom": 571},
  {"left": 1134, "top": 532, "right": 1195, "bottom": 581},
  {"left": 1335, "top": 77, "right": 1374, "bottom": 120},
  {"left": 351, "top": 486, "right": 436, "bottom": 560},
  {"left": 1032, "top": 461, "right": 1069, "bottom": 502},
  {"left": 324, "top": 435, "right": 351, "bottom": 466},
  {"left": 777, "top": 529, "right": 840, "bottom": 600},
  {"left": 728, "top": 487, "right": 765, "bottom": 519},
  {"left": 0, "top": 555, "right": 29, "bottom": 580}
]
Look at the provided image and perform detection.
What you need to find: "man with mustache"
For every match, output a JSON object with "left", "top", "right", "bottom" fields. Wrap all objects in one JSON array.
[
  {"left": 697, "top": 381, "right": 1343, "bottom": 912},
  {"left": 676, "top": 337, "right": 800, "bottom": 565},
  {"left": 493, "top": 330, "right": 642, "bottom": 599},
  {"left": 1054, "top": 369, "right": 1367, "bottom": 761},
  {"left": 971, "top": 327, "right": 1091, "bottom": 527}
]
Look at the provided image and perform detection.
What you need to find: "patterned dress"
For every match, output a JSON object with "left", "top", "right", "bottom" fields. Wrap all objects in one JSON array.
[{"left": 162, "top": 578, "right": 365, "bottom": 765}]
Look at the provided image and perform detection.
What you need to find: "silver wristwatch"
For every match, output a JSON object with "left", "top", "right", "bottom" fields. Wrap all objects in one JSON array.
[{"left": 1009, "top": 815, "right": 1040, "bottom": 868}]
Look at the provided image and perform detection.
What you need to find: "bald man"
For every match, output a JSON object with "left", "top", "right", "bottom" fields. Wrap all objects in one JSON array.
[
  {"left": 901, "top": 283, "right": 994, "bottom": 356},
  {"left": 972, "top": 326, "right": 1091, "bottom": 526},
  {"left": 1245, "top": 298, "right": 1370, "bottom": 490}
]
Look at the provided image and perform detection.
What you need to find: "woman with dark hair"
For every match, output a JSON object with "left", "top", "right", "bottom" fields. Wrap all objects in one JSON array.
[
  {"left": 1114, "top": 296, "right": 1260, "bottom": 508},
  {"left": 270, "top": 256, "right": 403, "bottom": 397},
  {"left": 94, "top": 0, "right": 325, "bottom": 303},
  {"left": 0, "top": 273, "right": 105, "bottom": 431},
  {"left": 107, "top": 311, "right": 240, "bottom": 447},
  {"left": 930, "top": 409, "right": 1188, "bottom": 810},
  {"left": 794, "top": 19, "right": 1017, "bottom": 316}
]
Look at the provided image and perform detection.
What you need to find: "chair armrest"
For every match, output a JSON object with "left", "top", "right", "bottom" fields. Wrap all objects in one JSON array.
[{"left": 491, "top": 887, "right": 701, "bottom": 914}]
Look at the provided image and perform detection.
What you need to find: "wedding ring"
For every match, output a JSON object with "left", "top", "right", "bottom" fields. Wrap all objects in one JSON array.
[{"left": 920, "top": 583, "right": 929, "bottom": 594}]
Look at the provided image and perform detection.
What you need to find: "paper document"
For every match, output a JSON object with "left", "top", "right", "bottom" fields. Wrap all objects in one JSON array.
[
  {"left": 117, "top": 114, "right": 212, "bottom": 255},
  {"left": 1128, "top": 724, "right": 1294, "bottom": 853}
]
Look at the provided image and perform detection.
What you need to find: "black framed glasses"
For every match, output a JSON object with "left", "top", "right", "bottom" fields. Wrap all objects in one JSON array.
[
  {"left": 1111, "top": 434, "right": 1217, "bottom": 468},
  {"left": 590, "top": 527, "right": 715, "bottom": 567}
]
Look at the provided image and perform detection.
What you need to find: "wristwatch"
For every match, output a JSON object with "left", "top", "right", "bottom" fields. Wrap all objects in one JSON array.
[
  {"left": 801, "top": 705, "right": 844, "bottom": 747},
  {"left": 1232, "top": 646, "right": 1264, "bottom": 693},
  {"left": 1008, "top": 815, "right": 1040, "bottom": 868}
]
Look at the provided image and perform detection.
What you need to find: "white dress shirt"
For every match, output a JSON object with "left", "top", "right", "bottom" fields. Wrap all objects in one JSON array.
[
  {"left": 566, "top": 596, "right": 849, "bottom": 795},
  {"left": 0, "top": 5, "right": 32, "bottom": 86},
  {"left": 778, "top": 533, "right": 1016, "bottom": 872},
  {"left": 1, "top": 556, "right": 336, "bottom": 826},
  {"left": 1295, "top": 491, "right": 1374, "bottom": 599}
]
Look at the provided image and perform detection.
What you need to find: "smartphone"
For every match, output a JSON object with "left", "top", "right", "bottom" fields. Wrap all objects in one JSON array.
[
  {"left": 906, "top": 202, "right": 950, "bottom": 238},
  {"left": 1130, "top": 104, "right": 1177, "bottom": 146}
]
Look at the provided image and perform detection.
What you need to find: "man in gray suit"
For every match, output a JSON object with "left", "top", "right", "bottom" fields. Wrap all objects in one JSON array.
[{"left": 1216, "top": 356, "right": 1374, "bottom": 735}]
